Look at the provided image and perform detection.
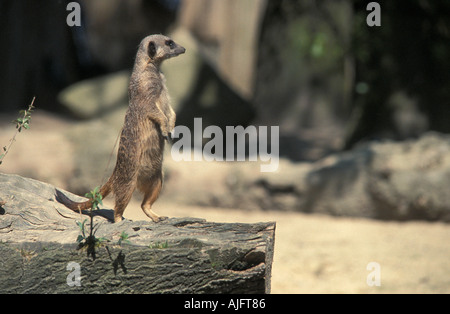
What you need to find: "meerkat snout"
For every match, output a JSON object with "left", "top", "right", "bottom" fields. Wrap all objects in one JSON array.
[{"left": 165, "top": 39, "right": 186, "bottom": 56}]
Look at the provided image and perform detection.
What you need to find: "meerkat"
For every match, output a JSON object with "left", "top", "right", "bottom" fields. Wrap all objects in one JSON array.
[{"left": 58, "top": 34, "right": 185, "bottom": 223}]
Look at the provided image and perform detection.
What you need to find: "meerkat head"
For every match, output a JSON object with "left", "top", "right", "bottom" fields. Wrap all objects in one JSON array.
[{"left": 140, "top": 34, "right": 185, "bottom": 66}]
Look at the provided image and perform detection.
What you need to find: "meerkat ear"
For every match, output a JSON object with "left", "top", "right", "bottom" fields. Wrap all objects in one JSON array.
[{"left": 148, "top": 41, "right": 157, "bottom": 58}]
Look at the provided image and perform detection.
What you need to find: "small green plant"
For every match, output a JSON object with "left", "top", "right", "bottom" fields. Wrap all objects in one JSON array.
[
  {"left": 0, "top": 97, "right": 35, "bottom": 165},
  {"left": 148, "top": 240, "right": 169, "bottom": 249},
  {"left": 75, "top": 186, "right": 107, "bottom": 260},
  {"left": 20, "top": 248, "right": 36, "bottom": 262},
  {"left": 84, "top": 185, "right": 103, "bottom": 210},
  {"left": 117, "top": 231, "right": 130, "bottom": 245}
]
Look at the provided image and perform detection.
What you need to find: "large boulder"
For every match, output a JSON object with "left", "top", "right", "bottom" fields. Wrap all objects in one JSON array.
[{"left": 303, "top": 132, "right": 450, "bottom": 221}]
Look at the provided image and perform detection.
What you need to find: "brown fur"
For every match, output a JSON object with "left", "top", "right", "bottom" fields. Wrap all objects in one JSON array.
[{"left": 59, "top": 34, "right": 185, "bottom": 222}]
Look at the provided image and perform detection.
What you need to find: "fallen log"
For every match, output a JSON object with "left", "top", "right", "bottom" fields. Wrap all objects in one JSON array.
[{"left": 0, "top": 173, "right": 275, "bottom": 293}]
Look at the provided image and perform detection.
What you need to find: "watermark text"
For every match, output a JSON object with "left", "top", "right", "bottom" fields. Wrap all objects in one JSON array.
[{"left": 171, "top": 118, "right": 279, "bottom": 172}]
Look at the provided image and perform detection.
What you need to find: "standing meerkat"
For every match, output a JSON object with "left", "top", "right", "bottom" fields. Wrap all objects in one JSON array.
[{"left": 58, "top": 34, "right": 185, "bottom": 223}]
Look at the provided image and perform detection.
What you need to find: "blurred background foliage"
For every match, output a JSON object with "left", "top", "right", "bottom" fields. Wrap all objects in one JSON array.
[{"left": 1, "top": 0, "right": 449, "bottom": 161}]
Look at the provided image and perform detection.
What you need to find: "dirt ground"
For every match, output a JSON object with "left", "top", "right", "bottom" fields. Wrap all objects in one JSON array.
[{"left": 117, "top": 198, "right": 450, "bottom": 294}]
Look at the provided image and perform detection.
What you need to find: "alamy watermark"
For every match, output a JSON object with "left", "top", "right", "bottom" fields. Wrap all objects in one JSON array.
[
  {"left": 171, "top": 118, "right": 279, "bottom": 173},
  {"left": 66, "top": 262, "right": 81, "bottom": 287},
  {"left": 366, "top": 262, "right": 381, "bottom": 287},
  {"left": 66, "top": 1, "right": 381, "bottom": 28},
  {"left": 66, "top": 2, "right": 81, "bottom": 27},
  {"left": 366, "top": 2, "right": 381, "bottom": 27}
]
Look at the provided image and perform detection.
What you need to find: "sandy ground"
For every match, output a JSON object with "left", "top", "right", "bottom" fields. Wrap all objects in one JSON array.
[{"left": 115, "top": 198, "right": 450, "bottom": 294}]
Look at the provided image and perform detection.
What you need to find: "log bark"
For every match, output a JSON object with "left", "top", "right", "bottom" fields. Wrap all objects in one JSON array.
[{"left": 0, "top": 173, "right": 275, "bottom": 293}]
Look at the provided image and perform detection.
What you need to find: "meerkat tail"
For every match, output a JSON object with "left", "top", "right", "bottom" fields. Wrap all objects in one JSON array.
[{"left": 56, "top": 177, "right": 113, "bottom": 212}]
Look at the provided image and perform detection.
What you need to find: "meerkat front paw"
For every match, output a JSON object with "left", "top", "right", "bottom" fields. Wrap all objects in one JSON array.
[
  {"left": 163, "top": 133, "right": 173, "bottom": 144},
  {"left": 160, "top": 128, "right": 170, "bottom": 142},
  {"left": 161, "top": 122, "right": 175, "bottom": 144},
  {"left": 160, "top": 120, "right": 171, "bottom": 136}
]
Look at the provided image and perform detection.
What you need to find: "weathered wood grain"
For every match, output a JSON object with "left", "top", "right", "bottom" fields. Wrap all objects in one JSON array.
[{"left": 0, "top": 173, "right": 275, "bottom": 293}]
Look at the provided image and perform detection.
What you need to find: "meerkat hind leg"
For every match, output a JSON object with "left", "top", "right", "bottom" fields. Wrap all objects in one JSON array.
[
  {"left": 113, "top": 186, "right": 135, "bottom": 223},
  {"left": 140, "top": 178, "right": 167, "bottom": 223}
]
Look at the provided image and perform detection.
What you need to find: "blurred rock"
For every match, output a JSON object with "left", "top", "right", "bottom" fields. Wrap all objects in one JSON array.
[
  {"left": 58, "top": 70, "right": 129, "bottom": 119},
  {"left": 164, "top": 132, "right": 450, "bottom": 222},
  {"left": 366, "top": 132, "right": 450, "bottom": 221}
]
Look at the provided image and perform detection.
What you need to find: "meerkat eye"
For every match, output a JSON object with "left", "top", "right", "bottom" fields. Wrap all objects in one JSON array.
[{"left": 165, "top": 40, "right": 175, "bottom": 49}]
